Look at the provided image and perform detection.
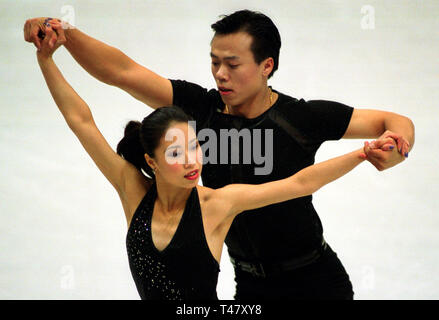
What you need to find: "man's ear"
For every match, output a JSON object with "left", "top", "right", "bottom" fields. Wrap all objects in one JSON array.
[{"left": 262, "top": 57, "right": 274, "bottom": 77}]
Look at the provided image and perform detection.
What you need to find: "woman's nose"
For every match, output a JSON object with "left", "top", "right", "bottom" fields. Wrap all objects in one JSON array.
[{"left": 184, "top": 151, "right": 197, "bottom": 167}]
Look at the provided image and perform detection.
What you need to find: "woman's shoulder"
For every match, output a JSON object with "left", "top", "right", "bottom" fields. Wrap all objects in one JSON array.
[
  {"left": 196, "top": 185, "right": 232, "bottom": 218},
  {"left": 122, "top": 170, "right": 154, "bottom": 227},
  {"left": 195, "top": 185, "right": 215, "bottom": 203}
]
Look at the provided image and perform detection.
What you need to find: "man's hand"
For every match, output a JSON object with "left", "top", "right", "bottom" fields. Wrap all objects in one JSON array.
[
  {"left": 364, "top": 131, "right": 410, "bottom": 171},
  {"left": 24, "top": 17, "right": 66, "bottom": 51}
]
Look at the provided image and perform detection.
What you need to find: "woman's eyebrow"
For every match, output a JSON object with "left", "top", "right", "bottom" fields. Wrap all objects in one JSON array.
[{"left": 166, "top": 138, "right": 197, "bottom": 150}]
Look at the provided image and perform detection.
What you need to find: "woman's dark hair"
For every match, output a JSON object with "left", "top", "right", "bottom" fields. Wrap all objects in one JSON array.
[
  {"left": 211, "top": 10, "right": 281, "bottom": 79},
  {"left": 116, "top": 106, "right": 194, "bottom": 179}
]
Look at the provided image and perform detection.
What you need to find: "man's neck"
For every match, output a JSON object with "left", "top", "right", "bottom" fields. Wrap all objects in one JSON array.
[{"left": 228, "top": 87, "right": 278, "bottom": 119}]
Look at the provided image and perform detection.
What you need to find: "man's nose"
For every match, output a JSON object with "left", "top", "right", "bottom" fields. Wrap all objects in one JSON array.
[{"left": 216, "top": 65, "right": 228, "bottom": 81}]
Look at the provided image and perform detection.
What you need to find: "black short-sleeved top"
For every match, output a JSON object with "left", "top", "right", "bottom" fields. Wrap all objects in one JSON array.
[
  {"left": 170, "top": 79, "right": 354, "bottom": 262},
  {"left": 126, "top": 182, "right": 220, "bottom": 300}
]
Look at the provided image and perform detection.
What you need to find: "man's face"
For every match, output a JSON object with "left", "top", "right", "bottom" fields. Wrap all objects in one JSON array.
[{"left": 210, "top": 31, "right": 268, "bottom": 107}]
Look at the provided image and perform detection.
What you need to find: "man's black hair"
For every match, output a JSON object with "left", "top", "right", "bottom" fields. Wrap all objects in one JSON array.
[{"left": 211, "top": 10, "right": 281, "bottom": 79}]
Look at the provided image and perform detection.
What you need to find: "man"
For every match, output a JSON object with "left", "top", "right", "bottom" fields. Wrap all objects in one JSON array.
[{"left": 25, "top": 10, "right": 414, "bottom": 299}]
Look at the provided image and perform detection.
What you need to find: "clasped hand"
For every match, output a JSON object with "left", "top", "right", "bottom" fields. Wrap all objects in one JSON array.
[
  {"left": 364, "top": 130, "right": 410, "bottom": 171},
  {"left": 24, "top": 17, "right": 66, "bottom": 59}
]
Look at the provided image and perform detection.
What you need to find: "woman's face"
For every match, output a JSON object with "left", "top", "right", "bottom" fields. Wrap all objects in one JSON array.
[{"left": 146, "top": 121, "right": 202, "bottom": 188}]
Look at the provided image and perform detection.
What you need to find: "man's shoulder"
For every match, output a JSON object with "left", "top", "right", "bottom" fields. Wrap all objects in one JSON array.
[
  {"left": 171, "top": 79, "right": 220, "bottom": 98},
  {"left": 273, "top": 89, "right": 307, "bottom": 115},
  {"left": 170, "top": 79, "right": 223, "bottom": 120}
]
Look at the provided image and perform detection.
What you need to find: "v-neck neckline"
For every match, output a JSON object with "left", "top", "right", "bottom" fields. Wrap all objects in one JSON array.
[{"left": 147, "top": 184, "right": 192, "bottom": 255}]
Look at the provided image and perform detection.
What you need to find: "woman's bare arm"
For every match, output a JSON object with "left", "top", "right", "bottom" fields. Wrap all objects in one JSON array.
[
  {"left": 214, "top": 148, "right": 368, "bottom": 219},
  {"left": 36, "top": 31, "right": 147, "bottom": 199}
]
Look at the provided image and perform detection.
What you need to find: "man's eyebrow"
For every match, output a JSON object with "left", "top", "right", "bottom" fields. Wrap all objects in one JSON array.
[{"left": 210, "top": 52, "right": 240, "bottom": 60}]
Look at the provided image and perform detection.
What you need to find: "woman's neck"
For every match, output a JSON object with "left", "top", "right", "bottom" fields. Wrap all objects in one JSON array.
[{"left": 154, "top": 178, "right": 192, "bottom": 216}]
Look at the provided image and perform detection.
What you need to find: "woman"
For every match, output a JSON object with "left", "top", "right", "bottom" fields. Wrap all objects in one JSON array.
[{"left": 35, "top": 25, "right": 386, "bottom": 300}]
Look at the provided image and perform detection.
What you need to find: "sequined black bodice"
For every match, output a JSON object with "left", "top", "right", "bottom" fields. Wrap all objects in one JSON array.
[{"left": 126, "top": 182, "right": 220, "bottom": 300}]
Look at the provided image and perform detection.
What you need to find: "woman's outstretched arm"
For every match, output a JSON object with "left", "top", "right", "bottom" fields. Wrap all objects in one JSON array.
[
  {"left": 215, "top": 147, "right": 372, "bottom": 219},
  {"left": 36, "top": 31, "right": 144, "bottom": 197}
]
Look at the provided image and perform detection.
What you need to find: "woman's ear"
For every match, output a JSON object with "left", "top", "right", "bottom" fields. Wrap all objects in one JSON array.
[{"left": 144, "top": 153, "right": 156, "bottom": 171}]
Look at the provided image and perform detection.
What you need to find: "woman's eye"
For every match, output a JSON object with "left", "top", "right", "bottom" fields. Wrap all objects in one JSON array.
[
  {"left": 190, "top": 143, "right": 198, "bottom": 150},
  {"left": 211, "top": 62, "right": 219, "bottom": 67},
  {"left": 230, "top": 64, "right": 239, "bottom": 69}
]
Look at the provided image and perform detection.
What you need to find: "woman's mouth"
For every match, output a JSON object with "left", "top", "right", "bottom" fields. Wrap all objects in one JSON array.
[{"left": 184, "top": 170, "right": 199, "bottom": 180}]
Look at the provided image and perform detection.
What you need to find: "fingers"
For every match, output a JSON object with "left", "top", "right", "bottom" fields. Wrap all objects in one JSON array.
[
  {"left": 29, "top": 22, "right": 43, "bottom": 50},
  {"left": 41, "top": 26, "right": 52, "bottom": 48},
  {"left": 364, "top": 140, "right": 386, "bottom": 160},
  {"left": 23, "top": 20, "right": 30, "bottom": 41},
  {"left": 50, "top": 21, "right": 66, "bottom": 45},
  {"left": 364, "top": 139, "right": 395, "bottom": 162},
  {"left": 363, "top": 142, "right": 389, "bottom": 170},
  {"left": 359, "top": 141, "right": 368, "bottom": 159},
  {"left": 37, "top": 23, "right": 65, "bottom": 58},
  {"left": 38, "top": 26, "right": 54, "bottom": 56},
  {"left": 49, "top": 26, "right": 58, "bottom": 48},
  {"left": 367, "top": 138, "right": 394, "bottom": 150},
  {"left": 382, "top": 132, "right": 410, "bottom": 157},
  {"left": 385, "top": 133, "right": 403, "bottom": 151},
  {"left": 41, "top": 19, "right": 57, "bottom": 49},
  {"left": 24, "top": 18, "right": 46, "bottom": 50},
  {"left": 369, "top": 134, "right": 410, "bottom": 158},
  {"left": 24, "top": 17, "right": 63, "bottom": 51},
  {"left": 401, "top": 138, "right": 410, "bottom": 158},
  {"left": 365, "top": 148, "right": 386, "bottom": 161},
  {"left": 379, "top": 143, "right": 395, "bottom": 152}
]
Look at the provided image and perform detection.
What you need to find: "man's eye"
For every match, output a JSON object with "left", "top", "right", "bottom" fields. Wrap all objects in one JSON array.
[
  {"left": 229, "top": 64, "right": 239, "bottom": 69},
  {"left": 211, "top": 62, "right": 219, "bottom": 66}
]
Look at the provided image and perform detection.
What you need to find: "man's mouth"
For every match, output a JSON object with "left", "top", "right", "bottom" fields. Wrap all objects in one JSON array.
[{"left": 218, "top": 87, "right": 233, "bottom": 95}]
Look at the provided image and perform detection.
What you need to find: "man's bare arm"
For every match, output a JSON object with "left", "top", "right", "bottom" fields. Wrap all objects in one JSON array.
[
  {"left": 343, "top": 108, "right": 415, "bottom": 171},
  {"left": 24, "top": 17, "right": 173, "bottom": 109}
]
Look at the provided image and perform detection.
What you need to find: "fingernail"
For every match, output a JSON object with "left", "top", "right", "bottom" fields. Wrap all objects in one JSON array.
[
  {"left": 405, "top": 152, "right": 408, "bottom": 158},
  {"left": 389, "top": 145, "right": 394, "bottom": 150}
]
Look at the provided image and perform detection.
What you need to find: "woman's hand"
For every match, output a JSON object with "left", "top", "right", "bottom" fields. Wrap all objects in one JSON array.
[
  {"left": 35, "top": 19, "right": 66, "bottom": 60},
  {"left": 24, "top": 17, "right": 66, "bottom": 51},
  {"left": 363, "top": 134, "right": 409, "bottom": 171}
]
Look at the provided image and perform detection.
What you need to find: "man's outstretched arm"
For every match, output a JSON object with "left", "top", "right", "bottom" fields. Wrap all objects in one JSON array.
[
  {"left": 24, "top": 17, "right": 172, "bottom": 109},
  {"left": 343, "top": 108, "right": 415, "bottom": 171}
]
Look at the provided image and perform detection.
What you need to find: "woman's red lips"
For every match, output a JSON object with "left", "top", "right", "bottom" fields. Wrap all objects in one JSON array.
[{"left": 184, "top": 170, "right": 199, "bottom": 180}]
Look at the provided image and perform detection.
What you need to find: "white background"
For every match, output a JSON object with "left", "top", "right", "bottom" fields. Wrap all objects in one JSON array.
[{"left": 1, "top": 0, "right": 438, "bottom": 299}]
